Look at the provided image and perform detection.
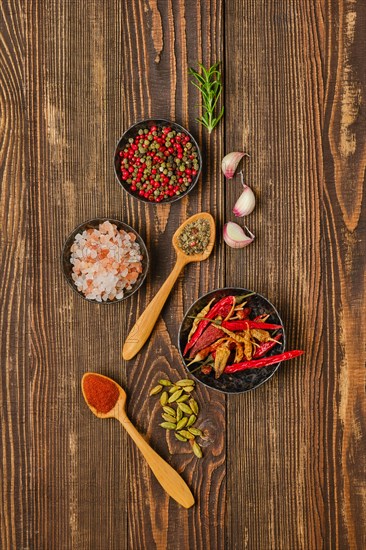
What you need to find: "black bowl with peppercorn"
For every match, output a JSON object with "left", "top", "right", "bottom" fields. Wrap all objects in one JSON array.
[{"left": 114, "top": 119, "right": 202, "bottom": 204}]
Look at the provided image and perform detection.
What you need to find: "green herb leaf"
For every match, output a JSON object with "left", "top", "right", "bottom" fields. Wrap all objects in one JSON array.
[{"left": 189, "top": 62, "right": 224, "bottom": 133}]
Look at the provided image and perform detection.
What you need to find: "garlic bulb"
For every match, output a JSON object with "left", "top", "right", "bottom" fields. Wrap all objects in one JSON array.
[
  {"left": 223, "top": 222, "right": 255, "bottom": 249},
  {"left": 221, "top": 152, "right": 249, "bottom": 179}
]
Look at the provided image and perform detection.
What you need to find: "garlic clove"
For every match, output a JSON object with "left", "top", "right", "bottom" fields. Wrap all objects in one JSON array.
[
  {"left": 233, "top": 184, "right": 256, "bottom": 217},
  {"left": 221, "top": 152, "right": 249, "bottom": 179},
  {"left": 223, "top": 222, "right": 255, "bottom": 249}
]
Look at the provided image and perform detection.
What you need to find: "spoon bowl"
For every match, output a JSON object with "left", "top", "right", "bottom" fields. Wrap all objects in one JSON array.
[
  {"left": 172, "top": 212, "right": 216, "bottom": 264},
  {"left": 81, "top": 372, "right": 127, "bottom": 419},
  {"left": 81, "top": 373, "right": 195, "bottom": 508},
  {"left": 122, "top": 212, "right": 216, "bottom": 360}
]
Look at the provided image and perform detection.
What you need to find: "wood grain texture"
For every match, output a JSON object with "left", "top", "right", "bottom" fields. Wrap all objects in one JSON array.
[
  {"left": 0, "top": 0, "right": 365, "bottom": 549},
  {"left": 0, "top": 2, "right": 28, "bottom": 549},
  {"left": 225, "top": 1, "right": 365, "bottom": 549},
  {"left": 119, "top": 2, "right": 226, "bottom": 549}
]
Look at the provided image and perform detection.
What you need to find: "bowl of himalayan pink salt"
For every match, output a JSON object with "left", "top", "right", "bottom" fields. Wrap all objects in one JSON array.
[{"left": 62, "top": 218, "right": 149, "bottom": 303}]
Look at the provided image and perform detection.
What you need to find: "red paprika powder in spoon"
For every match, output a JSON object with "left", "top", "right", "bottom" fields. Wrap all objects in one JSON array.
[{"left": 83, "top": 373, "right": 119, "bottom": 414}]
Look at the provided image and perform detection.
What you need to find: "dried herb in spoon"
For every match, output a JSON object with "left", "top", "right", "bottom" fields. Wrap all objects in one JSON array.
[{"left": 189, "top": 62, "right": 224, "bottom": 133}]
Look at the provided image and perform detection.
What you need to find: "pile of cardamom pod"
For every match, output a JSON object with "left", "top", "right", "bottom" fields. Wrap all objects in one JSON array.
[{"left": 150, "top": 377, "right": 203, "bottom": 458}]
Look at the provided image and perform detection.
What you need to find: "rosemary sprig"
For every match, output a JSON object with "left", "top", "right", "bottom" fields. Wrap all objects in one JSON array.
[{"left": 189, "top": 62, "right": 224, "bottom": 133}]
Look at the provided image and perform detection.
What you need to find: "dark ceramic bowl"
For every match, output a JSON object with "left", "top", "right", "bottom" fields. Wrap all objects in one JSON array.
[
  {"left": 61, "top": 218, "right": 149, "bottom": 304},
  {"left": 114, "top": 119, "right": 202, "bottom": 204},
  {"left": 178, "top": 287, "right": 286, "bottom": 394}
]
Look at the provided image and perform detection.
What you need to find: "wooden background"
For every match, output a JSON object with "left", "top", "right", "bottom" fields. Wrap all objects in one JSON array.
[{"left": 1, "top": 0, "right": 365, "bottom": 548}]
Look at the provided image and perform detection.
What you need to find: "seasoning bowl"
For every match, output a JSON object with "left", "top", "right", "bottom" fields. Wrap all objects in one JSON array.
[
  {"left": 61, "top": 218, "right": 149, "bottom": 304},
  {"left": 178, "top": 288, "right": 286, "bottom": 394},
  {"left": 114, "top": 119, "right": 202, "bottom": 204}
]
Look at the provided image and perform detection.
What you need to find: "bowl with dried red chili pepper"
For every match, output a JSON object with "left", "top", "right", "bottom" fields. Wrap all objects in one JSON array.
[
  {"left": 114, "top": 119, "right": 202, "bottom": 204},
  {"left": 178, "top": 288, "right": 302, "bottom": 394}
]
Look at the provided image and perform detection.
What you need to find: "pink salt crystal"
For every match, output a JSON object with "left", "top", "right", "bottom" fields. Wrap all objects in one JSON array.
[{"left": 70, "top": 221, "right": 143, "bottom": 301}]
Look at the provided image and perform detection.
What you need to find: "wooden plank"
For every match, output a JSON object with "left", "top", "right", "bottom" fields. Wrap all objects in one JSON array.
[
  {"left": 26, "top": 1, "right": 130, "bottom": 548},
  {"left": 119, "top": 2, "right": 226, "bottom": 549},
  {"left": 0, "top": 2, "right": 28, "bottom": 549},
  {"left": 322, "top": 1, "right": 366, "bottom": 548},
  {"left": 225, "top": 1, "right": 365, "bottom": 549}
]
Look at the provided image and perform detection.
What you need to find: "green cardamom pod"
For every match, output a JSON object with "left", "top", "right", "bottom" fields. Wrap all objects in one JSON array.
[
  {"left": 176, "top": 417, "right": 188, "bottom": 430},
  {"left": 186, "top": 414, "right": 197, "bottom": 427},
  {"left": 175, "top": 379, "right": 195, "bottom": 387},
  {"left": 162, "top": 413, "right": 177, "bottom": 423},
  {"left": 176, "top": 394, "right": 190, "bottom": 403},
  {"left": 176, "top": 407, "right": 183, "bottom": 422},
  {"left": 178, "top": 430, "right": 195, "bottom": 440},
  {"left": 162, "top": 406, "right": 176, "bottom": 417},
  {"left": 168, "top": 385, "right": 181, "bottom": 394},
  {"left": 188, "top": 427, "right": 203, "bottom": 437},
  {"left": 183, "top": 386, "right": 195, "bottom": 393},
  {"left": 168, "top": 389, "right": 183, "bottom": 403},
  {"left": 175, "top": 433, "right": 187, "bottom": 442},
  {"left": 189, "top": 398, "right": 199, "bottom": 415},
  {"left": 159, "top": 422, "right": 176, "bottom": 430},
  {"left": 160, "top": 391, "right": 168, "bottom": 406},
  {"left": 159, "top": 379, "right": 172, "bottom": 386},
  {"left": 191, "top": 440, "right": 203, "bottom": 458},
  {"left": 149, "top": 385, "right": 163, "bottom": 396},
  {"left": 177, "top": 402, "right": 192, "bottom": 415}
]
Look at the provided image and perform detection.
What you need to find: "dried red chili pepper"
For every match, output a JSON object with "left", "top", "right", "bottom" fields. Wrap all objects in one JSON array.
[
  {"left": 224, "top": 350, "right": 304, "bottom": 374},
  {"left": 222, "top": 320, "right": 283, "bottom": 331},
  {"left": 253, "top": 313, "right": 270, "bottom": 322},
  {"left": 253, "top": 333, "right": 282, "bottom": 359},
  {"left": 183, "top": 296, "right": 235, "bottom": 355},
  {"left": 187, "top": 324, "right": 226, "bottom": 358}
]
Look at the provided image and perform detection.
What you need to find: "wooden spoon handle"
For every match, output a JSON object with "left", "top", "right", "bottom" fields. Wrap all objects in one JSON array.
[
  {"left": 117, "top": 413, "right": 195, "bottom": 508},
  {"left": 122, "top": 257, "right": 186, "bottom": 360}
]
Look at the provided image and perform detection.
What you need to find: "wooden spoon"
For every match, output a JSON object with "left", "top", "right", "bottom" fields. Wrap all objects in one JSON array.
[
  {"left": 81, "top": 373, "right": 195, "bottom": 509},
  {"left": 123, "top": 212, "right": 215, "bottom": 360}
]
